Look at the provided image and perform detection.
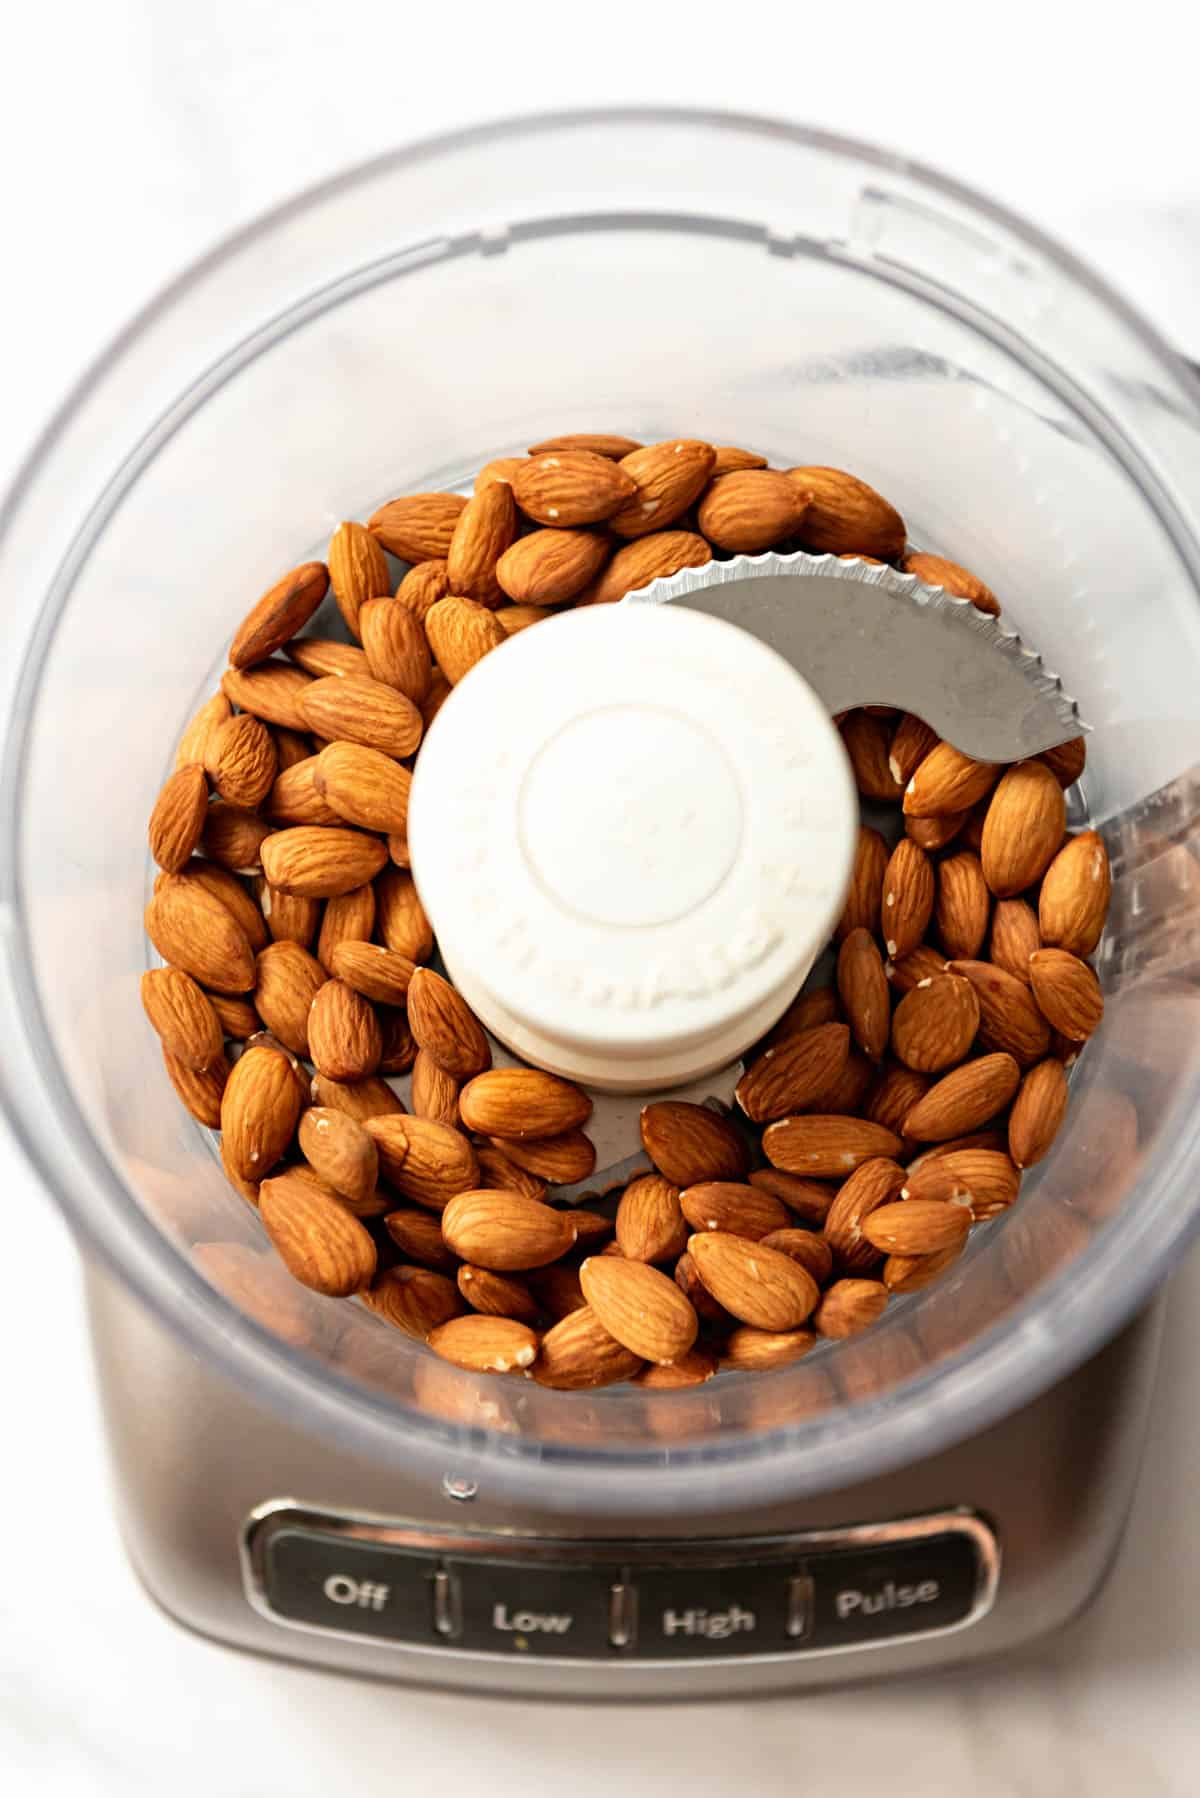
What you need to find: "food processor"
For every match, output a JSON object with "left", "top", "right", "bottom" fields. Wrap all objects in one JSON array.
[{"left": 2, "top": 109, "right": 1199, "bottom": 1697}]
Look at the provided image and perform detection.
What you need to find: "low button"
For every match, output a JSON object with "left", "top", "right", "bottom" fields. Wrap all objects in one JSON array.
[{"left": 444, "top": 1560, "right": 619, "bottom": 1658}]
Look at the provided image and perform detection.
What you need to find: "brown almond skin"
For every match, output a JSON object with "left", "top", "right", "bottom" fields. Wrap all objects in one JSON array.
[
  {"left": 456, "top": 1264, "right": 540, "bottom": 1324},
  {"left": 359, "top": 597, "right": 433, "bottom": 703},
  {"left": 163, "top": 1047, "right": 229, "bottom": 1127},
  {"left": 903, "top": 1149, "right": 1021, "bottom": 1220},
  {"left": 696, "top": 469, "right": 809, "bottom": 553},
  {"left": 989, "top": 898, "right": 1041, "bottom": 984},
  {"left": 268, "top": 757, "right": 344, "bottom": 827},
  {"left": 297, "top": 673, "right": 423, "bottom": 760},
  {"left": 311, "top": 1073, "right": 405, "bottom": 1123},
  {"left": 317, "top": 883, "right": 377, "bottom": 971},
  {"left": 763, "top": 1116, "right": 903, "bottom": 1178},
  {"left": 758, "top": 1229, "right": 834, "bottom": 1286},
  {"left": 259, "top": 1167, "right": 377, "bottom": 1296},
  {"left": 687, "top": 1232, "right": 819, "bottom": 1332},
  {"left": 145, "top": 877, "right": 256, "bottom": 994},
  {"left": 285, "top": 636, "right": 371, "bottom": 680},
  {"left": 1040, "top": 737, "right": 1087, "bottom": 787},
  {"left": 865, "top": 1062, "right": 932, "bottom": 1136},
  {"left": 174, "top": 861, "right": 270, "bottom": 953},
  {"left": 446, "top": 479, "right": 518, "bottom": 605},
  {"left": 883, "top": 1241, "right": 965, "bottom": 1294},
  {"left": 148, "top": 764, "right": 209, "bottom": 872},
  {"left": 901, "top": 551, "right": 999, "bottom": 616},
  {"left": 442, "top": 1189, "right": 577, "bottom": 1270},
  {"left": 512, "top": 450, "right": 636, "bottom": 526},
  {"left": 1038, "top": 830, "right": 1112, "bottom": 957},
  {"left": 1029, "top": 949, "right": 1104, "bottom": 1043},
  {"left": 836, "top": 929, "right": 891, "bottom": 1061},
  {"left": 365, "top": 1265, "right": 464, "bottom": 1339},
  {"left": 207, "top": 993, "right": 260, "bottom": 1040},
  {"left": 582, "top": 530, "right": 712, "bottom": 606},
  {"left": 674, "top": 1252, "right": 735, "bottom": 1327},
  {"left": 635, "top": 1348, "right": 718, "bottom": 1390},
  {"left": 880, "top": 839, "right": 935, "bottom": 961},
  {"left": 947, "top": 960, "right": 1052, "bottom": 1066},
  {"left": 861, "top": 1199, "right": 972, "bottom": 1257},
  {"left": 615, "top": 1174, "right": 687, "bottom": 1264},
  {"left": 495, "top": 529, "right": 610, "bottom": 605},
  {"left": 679, "top": 1181, "right": 790, "bottom": 1241},
  {"left": 887, "top": 714, "right": 939, "bottom": 787},
  {"left": 761, "top": 985, "right": 840, "bottom": 1049},
  {"left": 904, "top": 743, "right": 1000, "bottom": 818},
  {"left": 934, "top": 850, "right": 991, "bottom": 960},
  {"left": 813, "top": 1278, "right": 889, "bottom": 1339},
  {"left": 1009, "top": 1058, "right": 1070, "bottom": 1168},
  {"left": 220, "top": 1045, "right": 303, "bottom": 1181},
  {"left": 532, "top": 1306, "right": 643, "bottom": 1390},
  {"left": 474, "top": 1141, "right": 548, "bottom": 1204},
  {"left": 141, "top": 967, "right": 224, "bottom": 1070},
  {"left": 176, "top": 692, "right": 232, "bottom": 770},
  {"left": 307, "top": 978, "right": 382, "bottom": 1081},
  {"left": 787, "top": 466, "right": 906, "bottom": 561},
  {"left": 368, "top": 492, "right": 467, "bottom": 561},
  {"left": 328, "top": 941, "right": 414, "bottom": 1006},
  {"left": 823, "top": 1158, "right": 907, "bottom": 1273},
  {"left": 381, "top": 1206, "right": 458, "bottom": 1271},
  {"left": 374, "top": 867, "right": 433, "bottom": 963},
  {"left": 253, "top": 940, "right": 327, "bottom": 1057},
  {"left": 905, "top": 810, "right": 967, "bottom": 852},
  {"left": 492, "top": 1131, "right": 596, "bottom": 1184},
  {"left": 640, "top": 1101, "right": 748, "bottom": 1187},
  {"left": 579, "top": 1256, "right": 698, "bottom": 1365},
  {"left": 406, "top": 968, "right": 491, "bottom": 1080},
  {"left": 528, "top": 433, "right": 643, "bottom": 459},
  {"left": 459, "top": 1068, "right": 591, "bottom": 1138},
  {"left": 980, "top": 760, "right": 1067, "bottom": 898},
  {"left": 424, "top": 594, "right": 508, "bottom": 685},
  {"left": 314, "top": 741, "right": 412, "bottom": 835},
  {"left": 721, "top": 1327, "right": 817, "bottom": 1372},
  {"left": 328, "top": 522, "right": 391, "bottom": 638},
  {"left": 298, "top": 1106, "right": 378, "bottom": 1206},
  {"left": 367, "top": 1114, "right": 479, "bottom": 1209},
  {"left": 836, "top": 825, "right": 889, "bottom": 943},
  {"left": 258, "top": 879, "right": 321, "bottom": 949},
  {"left": 396, "top": 558, "right": 451, "bottom": 622},
  {"left": 610, "top": 440, "right": 717, "bottom": 537},
  {"left": 840, "top": 712, "right": 904, "bottom": 803},
  {"left": 890, "top": 973, "right": 980, "bottom": 1073},
  {"left": 230, "top": 561, "right": 328, "bottom": 668},
  {"left": 409, "top": 1048, "right": 461, "bottom": 1126},
  {"left": 736, "top": 1022, "right": 850, "bottom": 1124},
  {"left": 260, "top": 827, "right": 389, "bottom": 899},
  {"left": 221, "top": 660, "right": 314, "bottom": 732},
  {"left": 901, "top": 1052, "right": 1021, "bottom": 1143},
  {"left": 428, "top": 1314, "right": 540, "bottom": 1375},
  {"left": 886, "top": 944, "right": 949, "bottom": 993}
]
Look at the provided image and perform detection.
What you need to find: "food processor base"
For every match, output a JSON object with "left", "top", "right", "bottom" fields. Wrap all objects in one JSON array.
[{"left": 86, "top": 1264, "right": 1163, "bottom": 1695}]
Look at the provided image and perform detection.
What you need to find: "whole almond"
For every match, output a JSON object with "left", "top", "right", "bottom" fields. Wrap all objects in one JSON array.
[
  {"left": 696, "top": 469, "right": 809, "bottom": 553},
  {"left": 298, "top": 1106, "right": 378, "bottom": 1206},
  {"left": 980, "top": 760, "right": 1067, "bottom": 898},
  {"left": 427, "top": 1314, "right": 540, "bottom": 1375},
  {"left": 710, "top": 445, "right": 767, "bottom": 475},
  {"left": 947, "top": 959, "right": 1052, "bottom": 1065},
  {"left": 474, "top": 1140, "right": 548, "bottom": 1204},
  {"left": 297, "top": 674, "right": 422, "bottom": 759},
  {"left": 359, "top": 597, "right": 433, "bottom": 704},
  {"left": 141, "top": 968, "right": 224, "bottom": 1070},
  {"left": 579, "top": 1256, "right": 698, "bottom": 1365},
  {"left": 787, "top": 466, "right": 906, "bottom": 560},
  {"left": 324, "top": 943, "right": 413, "bottom": 1009},
  {"left": 989, "top": 898, "right": 1041, "bottom": 983},
  {"left": 762, "top": 1115, "right": 903, "bottom": 1177},
  {"left": 163, "top": 1047, "right": 229, "bottom": 1126},
  {"left": 532, "top": 1306, "right": 643, "bottom": 1390},
  {"left": 207, "top": 713, "right": 277, "bottom": 810},
  {"left": 374, "top": 867, "right": 433, "bottom": 963},
  {"left": 1040, "top": 737, "right": 1087, "bottom": 787},
  {"left": 173, "top": 860, "right": 270, "bottom": 952},
  {"left": 528, "top": 432, "right": 643, "bottom": 459},
  {"left": 369, "top": 492, "right": 467, "bottom": 561},
  {"left": 268, "top": 757, "right": 344, "bottom": 827},
  {"left": 424, "top": 594, "right": 507, "bottom": 684},
  {"left": 365, "top": 1265, "right": 463, "bottom": 1338},
  {"left": 442, "top": 1188, "right": 576, "bottom": 1270},
  {"left": 317, "top": 882, "right": 377, "bottom": 970},
  {"left": 446, "top": 479, "right": 519, "bottom": 604},
  {"left": 313, "top": 741, "right": 412, "bottom": 835},
  {"left": 687, "top": 1232, "right": 819, "bottom": 1331},
  {"left": 880, "top": 839, "right": 935, "bottom": 960},
  {"left": 813, "top": 1278, "right": 889, "bottom": 1338},
  {"left": 378, "top": 1007, "right": 416, "bottom": 1079},
  {"left": 512, "top": 450, "right": 636, "bottom": 526},
  {"left": 460, "top": 1067, "right": 591, "bottom": 1138},
  {"left": 1029, "top": 948, "right": 1104, "bottom": 1042},
  {"left": 148, "top": 765, "right": 209, "bottom": 873},
  {"left": 366, "top": 1114, "right": 479, "bottom": 1209},
  {"left": 887, "top": 945, "right": 949, "bottom": 992},
  {"left": 307, "top": 978, "right": 382, "bottom": 1081},
  {"left": 902, "top": 1148, "right": 1020, "bottom": 1219},
  {"left": 901, "top": 551, "right": 999, "bottom": 616},
  {"left": 207, "top": 993, "right": 260, "bottom": 1040},
  {"left": 146, "top": 877, "right": 255, "bottom": 993},
  {"left": 762, "top": 985, "right": 840, "bottom": 1048},
  {"left": 890, "top": 972, "right": 980, "bottom": 1072},
  {"left": 887, "top": 713, "right": 939, "bottom": 787},
  {"left": 823, "top": 1157, "right": 907, "bottom": 1272},
  {"left": 883, "top": 1242, "right": 965, "bottom": 1294},
  {"left": 260, "top": 827, "right": 388, "bottom": 899},
  {"left": 836, "top": 825, "right": 888, "bottom": 942},
  {"left": 406, "top": 968, "right": 491, "bottom": 1080},
  {"left": 635, "top": 1348, "right": 718, "bottom": 1391},
  {"left": 721, "top": 1327, "right": 816, "bottom": 1372},
  {"left": 220, "top": 1044, "right": 303, "bottom": 1180},
  {"left": 610, "top": 440, "right": 716, "bottom": 537},
  {"left": 230, "top": 561, "right": 328, "bottom": 668},
  {"left": 259, "top": 1166, "right": 376, "bottom": 1296},
  {"left": 736, "top": 1022, "right": 850, "bottom": 1123},
  {"left": 1039, "top": 830, "right": 1111, "bottom": 957},
  {"left": 222, "top": 660, "right": 313, "bottom": 732},
  {"left": 904, "top": 743, "right": 999, "bottom": 817},
  {"left": 837, "top": 928, "right": 890, "bottom": 1060},
  {"left": 456, "top": 1264, "right": 540, "bottom": 1323},
  {"left": 582, "top": 531, "right": 712, "bottom": 605},
  {"left": 933, "top": 850, "right": 990, "bottom": 960},
  {"left": 253, "top": 940, "right": 327, "bottom": 1055},
  {"left": 175, "top": 691, "right": 232, "bottom": 771},
  {"left": 679, "top": 1181, "right": 791, "bottom": 1241},
  {"left": 905, "top": 1129, "right": 1008, "bottom": 1173},
  {"left": 808, "top": 1041, "right": 873, "bottom": 1115},
  {"left": 640, "top": 1101, "right": 748, "bottom": 1186},
  {"left": 495, "top": 604, "right": 549, "bottom": 636},
  {"left": 902, "top": 1052, "right": 1021, "bottom": 1142},
  {"left": 1008, "top": 1058, "right": 1070, "bottom": 1168},
  {"left": 285, "top": 637, "right": 371, "bottom": 680},
  {"left": 258, "top": 879, "right": 321, "bottom": 948},
  {"left": 615, "top": 1173, "right": 687, "bottom": 1263},
  {"left": 758, "top": 1229, "right": 834, "bottom": 1286},
  {"left": 403, "top": 1051, "right": 457, "bottom": 1129},
  {"left": 905, "top": 810, "right": 968, "bottom": 852},
  {"left": 865, "top": 1062, "right": 932, "bottom": 1135},
  {"left": 862, "top": 1199, "right": 971, "bottom": 1257},
  {"left": 311, "top": 1073, "right": 405, "bottom": 1123},
  {"left": 396, "top": 558, "right": 451, "bottom": 621},
  {"left": 673, "top": 1252, "right": 734, "bottom": 1327},
  {"left": 379, "top": 1205, "right": 455, "bottom": 1270},
  {"left": 495, "top": 529, "right": 610, "bottom": 604},
  {"left": 475, "top": 457, "right": 528, "bottom": 492},
  {"left": 328, "top": 522, "right": 391, "bottom": 638},
  {"left": 489, "top": 1129, "right": 596, "bottom": 1185},
  {"left": 840, "top": 712, "right": 904, "bottom": 802}
]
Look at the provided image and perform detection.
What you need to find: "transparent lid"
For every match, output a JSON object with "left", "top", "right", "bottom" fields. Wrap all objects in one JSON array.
[{"left": 2, "top": 110, "right": 1200, "bottom": 1516}]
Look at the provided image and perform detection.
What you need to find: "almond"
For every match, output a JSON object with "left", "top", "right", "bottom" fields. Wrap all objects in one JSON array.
[
  {"left": 424, "top": 594, "right": 508, "bottom": 684},
  {"left": 220, "top": 1044, "right": 303, "bottom": 1180},
  {"left": 1008, "top": 1058, "right": 1070, "bottom": 1168},
  {"left": 836, "top": 928, "right": 890, "bottom": 1060},
  {"left": 528, "top": 432, "right": 643, "bottom": 459},
  {"left": 378, "top": 1006, "right": 417, "bottom": 1077},
  {"left": 268, "top": 757, "right": 344, "bottom": 827},
  {"left": 207, "top": 713, "right": 277, "bottom": 810},
  {"left": 148, "top": 765, "right": 209, "bottom": 873},
  {"left": 696, "top": 469, "right": 809, "bottom": 552},
  {"left": 442, "top": 1188, "right": 576, "bottom": 1270},
  {"left": 887, "top": 713, "right": 939, "bottom": 787},
  {"left": 396, "top": 558, "right": 451, "bottom": 621},
  {"left": 905, "top": 1129, "right": 1008, "bottom": 1173},
  {"left": 673, "top": 1252, "right": 734, "bottom": 1327},
  {"left": 880, "top": 839, "right": 934, "bottom": 960},
  {"left": 735, "top": 1021, "right": 850, "bottom": 1123},
  {"left": 528, "top": 1261, "right": 588, "bottom": 1321},
  {"left": 710, "top": 445, "right": 768, "bottom": 476},
  {"left": 175, "top": 691, "right": 232, "bottom": 770},
  {"left": 615, "top": 1173, "right": 687, "bottom": 1263},
  {"left": 488, "top": 1130, "right": 595, "bottom": 1185},
  {"left": 460, "top": 1067, "right": 591, "bottom": 1138},
  {"left": 374, "top": 867, "right": 433, "bottom": 963},
  {"left": 445, "top": 479, "right": 519, "bottom": 604},
  {"left": 823, "top": 1157, "right": 907, "bottom": 1272},
  {"left": 474, "top": 457, "right": 528, "bottom": 492},
  {"left": 989, "top": 898, "right": 1041, "bottom": 983},
  {"left": 207, "top": 993, "right": 260, "bottom": 1040},
  {"left": 1040, "top": 736, "right": 1087, "bottom": 787},
  {"left": 496, "top": 603, "right": 555, "bottom": 634},
  {"left": 890, "top": 972, "right": 980, "bottom": 1072},
  {"left": 402, "top": 1051, "right": 456, "bottom": 1130},
  {"left": 902, "top": 1052, "right": 1020, "bottom": 1142},
  {"left": 317, "top": 883, "right": 377, "bottom": 970},
  {"left": 639, "top": 1100, "right": 748, "bottom": 1186},
  {"left": 836, "top": 825, "right": 888, "bottom": 942},
  {"left": 947, "top": 959, "right": 1052, "bottom": 1065},
  {"left": 902, "top": 1148, "right": 1020, "bottom": 1219},
  {"left": 905, "top": 810, "right": 967, "bottom": 852},
  {"left": 162, "top": 1047, "right": 229, "bottom": 1126},
  {"left": 311, "top": 1073, "right": 405, "bottom": 1123},
  {"left": 405, "top": 968, "right": 491, "bottom": 1080},
  {"left": 1038, "top": 830, "right": 1111, "bottom": 957},
  {"left": 883, "top": 1242, "right": 965, "bottom": 1294},
  {"left": 221, "top": 660, "right": 313, "bottom": 732},
  {"left": 900, "top": 551, "right": 999, "bottom": 616},
  {"left": 297, "top": 673, "right": 422, "bottom": 759},
  {"left": 635, "top": 1348, "right": 718, "bottom": 1390},
  {"left": 865, "top": 1062, "right": 932, "bottom": 1136},
  {"left": 813, "top": 1278, "right": 889, "bottom": 1338},
  {"left": 313, "top": 740, "right": 412, "bottom": 835},
  {"left": 762, "top": 985, "right": 840, "bottom": 1048},
  {"left": 749, "top": 1169, "right": 838, "bottom": 1226},
  {"left": 758, "top": 1229, "right": 834, "bottom": 1286},
  {"left": 307, "top": 978, "right": 382, "bottom": 1081},
  {"left": 285, "top": 636, "right": 371, "bottom": 680},
  {"left": 904, "top": 743, "right": 999, "bottom": 817},
  {"left": 512, "top": 450, "right": 636, "bottom": 527},
  {"left": 258, "top": 1166, "right": 376, "bottom": 1296},
  {"left": 252, "top": 940, "right": 326, "bottom": 1055},
  {"left": 532, "top": 1306, "right": 643, "bottom": 1390},
  {"left": 579, "top": 1256, "right": 698, "bottom": 1364},
  {"left": 610, "top": 440, "right": 716, "bottom": 537},
  {"left": 379, "top": 1207, "right": 455, "bottom": 1272},
  {"left": 687, "top": 1232, "right": 819, "bottom": 1331},
  {"left": 887, "top": 945, "right": 949, "bottom": 993},
  {"left": 456, "top": 1264, "right": 540, "bottom": 1323},
  {"left": 581, "top": 530, "right": 712, "bottom": 605},
  {"left": 328, "top": 521, "right": 391, "bottom": 638},
  {"left": 358, "top": 597, "right": 433, "bottom": 705},
  {"left": 492, "top": 529, "right": 606, "bottom": 605},
  {"left": 260, "top": 826, "right": 388, "bottom": 898},
  {"left": 762, "top": 1115, "right": 903, "bottom": 1177},
  {"left": 366, "top": 1114, "right": 479, "bottom": 1209},
  {"left": 720, "top": 1327, "right": 816, "bottom": 1372},
  {"left": 365, "top": 1265, "right": 463, "bottom": 1339},
  {"left": 473, "top": 1141, "right": 548, "bottom": 1204},
  {"left": 298, "top": 1106, "right": 378, "bottom": 1206},
  {"left": 174, "top": 860, "right": 270, "bottom": 953},
  {"left": 230, "top": 561, "right": 328, "bottom": 668},
  {"left": 201, "top": 803, "right": 274, "bottom": 870},
  {"left": 427, "top": 1313, "right": 540, "bottom": 1374},
  {"left": 979, "top": 760, "right": 1067, "bottom": 899},
  {"left": 840, "top": 712, "right": 904, "bottom": 802},
  {"left": 1029, "top": 948, "right": 1103, "bottom": 1042},
  {"left": 369, "top": 492, "right": 467, "bottom": 561},
  {"left": 679, "top": 1181, "right": 791, "bottom": 1241},
  {"left": 862, "top": 1199, "right": 972, "bottom": 1257},
  {"left": 271, "top": 722, "right": 312, "bottom": 767},
  {"left": 326, "top": 941, "right": 414, "bottom": 1007},
  {"left": 931, "top": 850, "right": 989, "bottom": 961},
  {"left": 145, "top": 876, "right": 255, "bottom": 994},
  {"left": 787, "top": 466, "right": 906, "bottom": 560},
  {"left": 258, "top": 879, "right": 321, "bottom": 948}
]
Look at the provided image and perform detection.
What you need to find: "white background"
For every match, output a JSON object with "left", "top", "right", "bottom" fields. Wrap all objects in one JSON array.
[{"left": 3, "top": 3, "right": 1200, "bottom": 1792}]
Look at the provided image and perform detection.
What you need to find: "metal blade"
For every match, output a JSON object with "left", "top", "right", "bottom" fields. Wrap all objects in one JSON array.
[{"left": 623, "top": 550, "right": 1085, "bottom": 764}]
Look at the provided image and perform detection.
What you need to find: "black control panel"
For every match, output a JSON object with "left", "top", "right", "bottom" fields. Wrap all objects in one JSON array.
[{"left": 245, "top": 1507, "right": 997, "bottom": 1662}]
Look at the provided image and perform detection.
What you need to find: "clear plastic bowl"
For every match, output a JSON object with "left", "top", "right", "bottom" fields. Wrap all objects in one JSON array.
[{"left": 3, "top": 109, "right": 1200, "bottom": 1517}]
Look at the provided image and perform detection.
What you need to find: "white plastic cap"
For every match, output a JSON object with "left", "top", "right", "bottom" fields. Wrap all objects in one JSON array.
[{"left": 407, "top": 603, "right": 856, "bottom": 1092}]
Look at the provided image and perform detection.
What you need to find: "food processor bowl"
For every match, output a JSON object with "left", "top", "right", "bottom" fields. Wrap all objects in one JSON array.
[{"left": 2, "top": 110, "right": 1200, "bottom": 1528}]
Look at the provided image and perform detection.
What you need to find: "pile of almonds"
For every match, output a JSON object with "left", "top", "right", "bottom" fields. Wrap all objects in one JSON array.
[{"left": 141, "top": 433, "right": 1108, "bottom": 1394}]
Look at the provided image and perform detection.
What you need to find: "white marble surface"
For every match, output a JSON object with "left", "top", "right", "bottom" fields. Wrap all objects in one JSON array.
[{"left": 4, "top": 3, "right": 1200, "bottom": 1791}]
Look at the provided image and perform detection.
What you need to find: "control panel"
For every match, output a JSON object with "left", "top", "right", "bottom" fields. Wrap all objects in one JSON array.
[{"left": 242, "top": 1505, "right": 998, "bottom": 1663}]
